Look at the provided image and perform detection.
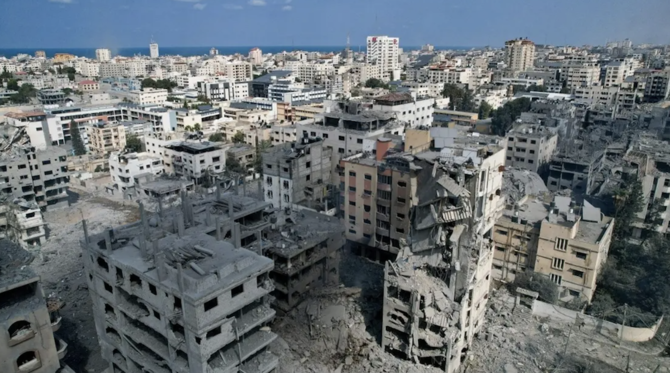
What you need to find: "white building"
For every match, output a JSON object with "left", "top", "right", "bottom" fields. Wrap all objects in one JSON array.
[
  {"left": 603, "top": 58, "right": 637, "bottom": 87},
  {"left": 372, "top": 93, "right": 434, "bottom": 128},
  {"left": 150, "top": 42, "right": 160, "bottom": 59},
  {"left": 249, "top": 48, "right": 263, "bottom": 65},
  {"left": 562, "top": 65, "right": 600, "bottom": 89},
  {"left": 100, "top": 62, "right": 126, "bottom": 78},
  {"left": 129, "top": 88, "right": 168, "bottom": 105},
  {"left": 366, "top": 36, "right": 400, "bottom": 81},
  {"left": 95, "top": 48, "right": 112, "bottom": 62},
  {"left": 224, "top": 62, "right": 253, "bottom": 82},
  {"left": 197, "top": 79, "right": 249, "bottom": 102},
  {"left": 109, "top": 152, "right": 164, "bottom": 194},
  {"left": 268, "top": 78, "right": 327, "bottom": 104}
]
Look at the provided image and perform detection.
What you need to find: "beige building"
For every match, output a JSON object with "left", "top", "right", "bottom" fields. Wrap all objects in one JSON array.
[
  {"left": 219, "top": 121, "right": 271, "bottom": 146},
  {"left": 129, "top": 88, "right": 168, "bottom": 105},
  {"left": 493, "top": 194, "right": 614, "bottom": 303},
  {"left": 505, "top": 123, "right": 558, "bottom": 174},
  {"left": 87, "top": 122, "right": 127, "bottom": 155},
  {"left": 505, "top": 38, "right": 535, "bottom": 74},
  {"left": 224, "top": 62, "right": 253, "bottom": 82},
  {"left": 78, "top": 79, "right": 100, "bottom": 92}
]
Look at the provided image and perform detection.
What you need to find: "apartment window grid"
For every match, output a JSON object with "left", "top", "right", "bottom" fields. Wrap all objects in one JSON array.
[
  {"left": 550, "top": 273, "right": 562, "bottom": 285},
  {"left": 552, "top": 258, "right": 565, "bottom": 270},
  {"left": 555, "top": 238, "right": 568, "bottom": 251}
]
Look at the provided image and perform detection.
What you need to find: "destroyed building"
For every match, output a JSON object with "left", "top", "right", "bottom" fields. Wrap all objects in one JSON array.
[
  {"left": 0, "top": 145, "right": 69, "bottom": 211},
  {"left": 251, "top": 209, "right": 344, "bottom": 312},
  {"left": 0, "top": 197, "right": 47, "bottom": 248},
  {"left": 379, "top": 134, "right": 506, "bottom": 372},
  {"left": 546, "top": 147, "right": 605, "bottom": 195},
  {"left": 262, "top": 138, "right": 334, "bottom": 213},
  {"left": 0, "top": 239, "right": 72, "bottom": 373},
  {"left": 80, "top": 191, "right": 279, "bottom": 373}
]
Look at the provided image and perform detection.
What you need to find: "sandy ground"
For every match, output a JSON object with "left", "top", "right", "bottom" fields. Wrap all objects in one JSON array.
[{"left": 31, "top": 190, "right": 139, "bottom": 373}]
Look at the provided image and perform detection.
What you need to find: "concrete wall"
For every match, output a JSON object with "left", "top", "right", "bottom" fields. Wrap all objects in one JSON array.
[{"left": 531, "top": 300, "right": 662, "bottom": 343}]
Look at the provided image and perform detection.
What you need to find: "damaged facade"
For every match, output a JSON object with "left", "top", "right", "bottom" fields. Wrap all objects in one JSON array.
[
  {"left": 0, "top": 198, "right": 47, "bottom": 248},
  {"left": 80, "top": 191, "right": 280, "bottom": 373},
  {"left": 0, "top": 239, "right": 72, "bottom": 373},
  {"left": 251, "top": 210, "right": 344, "bottom": 312},
  {"left": 380, "top": 135, "right": 506, "bottom": 372}
]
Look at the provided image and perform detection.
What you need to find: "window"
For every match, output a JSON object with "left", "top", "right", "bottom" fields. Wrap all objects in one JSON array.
[
  {"left": 378, "top": 190, "right": 391, "bottom": 200},
  {"left": 364, "top": 219, "right": 371, "bottom": 225},
  {"left": 496, "top": 246, "right": 505, "bottom": 252},
  {"left": 283, "top": 194, "right": 289, "bottom": 203},
  {"left": 349, "top": 201, "right": 356, "bottom": 206},
  {"left": 398, "top": 181, "right": 407, "bottom": 187},
  {"left": 349, "top": 171, "right": 356, "bottom": 177},
  {"left": 338, "top": 136, "right": 345, "bottom": 141},
  {"left": 575, "top": 251, "right": 587, "bottom": 260},
  {"left": 104, "top": 282, "right": 113, "bottom": 294},
  {"left": 231, "top": 284, "right": 244, "bottom": 298},
  {"left": 149, "top": 284, "right": 157, "bottom": 295},
  {"left": 379, "top": 175, "right": 392, "bottom": 184},
  {"left": 348, "top": 186, "right": 356, "bottom": 192},
  {"left": 530, "top": 140, "right": 537, "bottom": 144},
  {"left": 571, "top": 269, "right": 584, "bottom": 278},
  {"left": 364, "top": 189, "right": 372, "bottom": 195},
  {"left": 204, "top": 297, "right": 218, "bottom": 311},
  {"left": 550, "top": 273, "right": 562, "bottom": 285},
  {"left": 529, "top": 150, "right": 535, "bottom": 154},
  {"left": 555, "top": 238, "right": 568, "bottom": 251},
  {"left": 349, "top": 215, "right": 356, "bottom": 222},
  {"left": 552, "top": 258, "right": 565, "bottom": 270},
  {"left": 397, "top": 197, "right": 406, "bottom": 204},
  {"left": 364, "top": 174, "right": 372, "bottom": 180},
  {"left": 357, "top": 139, "right": 363, "bottom": 144},
  {"left": 568, "top": 290, "right": 580, "bottom": 297},
  {"left": 42, "top": 160, "right": 51, "bottom": 165},
  {"left": 349, "top": 229, "right": 356, "bottom": 234},
  {"left": 207, "top": 326, "right": 222, "bottom": 339},
  {"left": 305, "top": 161, "right": 311, "bottom": 168},
  {"left": 212, "top": 156, "right": 220, "bottom": 162},
  {"left": 16, "top": 351, "right": 40, "bottom": 372},
  {"left": 397, "top": 213, "right": 405, "bottom": 219},
  {"left": 507, "top": 147, "right": 513, "bottom": 151},
  {"left": 396, "top": 227, "right": 405, "bottom": 234},
  {"left": 528, "top": 159, "right": 534, "bottom": 164},
  {"left": 496, "top": 229, "right": 508, "bottom": 236},
  {"left": 364, "top": 205, "right": 371, "bottom": 212},
  {"left": 338, "top": 148, "right": 345, "bottom": 154}
]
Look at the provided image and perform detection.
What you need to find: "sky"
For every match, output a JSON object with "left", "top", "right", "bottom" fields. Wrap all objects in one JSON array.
[{"left": 1, "top": 0, "right": 670, "bottom": 48}]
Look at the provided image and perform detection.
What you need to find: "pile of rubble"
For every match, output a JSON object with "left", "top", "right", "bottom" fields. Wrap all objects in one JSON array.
[{"left": 467, "top": 287, "right": 669, "bottom": 373}]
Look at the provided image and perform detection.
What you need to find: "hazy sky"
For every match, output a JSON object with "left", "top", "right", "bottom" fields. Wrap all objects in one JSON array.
[{"left": 1, "top": 0, "right": 669, "bottom": 48}]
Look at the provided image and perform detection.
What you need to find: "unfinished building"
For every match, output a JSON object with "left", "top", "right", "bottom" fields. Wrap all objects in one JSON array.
[
  {"left": 0, "top": 239, "right": 72, "bottom": 373},
  {"left": 80, "top": 191, "right": 279, "bottom": 373},
  {"left": 0, "top": 198, "right": 47, "bottom": 248},
  {"left": 252, "top": 209, "right": 344, "bottom": 311},
  {"left": 380, "top": 138, "right": 505, "bottom": 372}
]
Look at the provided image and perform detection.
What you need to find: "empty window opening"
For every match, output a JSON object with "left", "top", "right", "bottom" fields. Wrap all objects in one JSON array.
[
  {"left": 115, "top": 267, "right": 123, "bottom": 284},
  {"left": 231, "top": 284, "right": 244, "bottom": 298},
  {"left": 104, "top": 281, "right": 113, "bottom": 294},
  {"left": 174, "top": 296, "right": 183, "bottom": 311},
  {"left": 204, "top": 297, "right": 218, "bottom": 311},
  {"left": 8, "top": 320, "right": 32, "bottom": 340},
  {"left": 206, "top": 326, "right": 222, "bottom": 339},
  {"left": 153, "top": 310, "right": 161, "bottom": 320},
  {"left": 130, "top": 274, "right": 142, "bottom": 288},
  {"left": 17, "top": 351, "right": 40, "bottom": 372},
  {"left": 97, "top": 257, "right": 109, "bottom": 272},
  {"left": 149, "top": 284, "right": 157, "bottom": 295}
]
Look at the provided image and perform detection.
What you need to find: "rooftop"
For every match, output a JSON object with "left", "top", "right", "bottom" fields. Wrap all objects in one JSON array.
[
  {"left": 0, "top": 239, "right": 37, "bottom": 293},
  {"left": 259, "top": 210, "right": 343, "bottom": 259}
]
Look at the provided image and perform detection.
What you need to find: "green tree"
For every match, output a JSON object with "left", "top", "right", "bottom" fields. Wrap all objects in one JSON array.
[
  {"left": 141, "top": 78, "right": 157, "bottom": 90},
  {"left": 560, "top": 86, "right": 572, "bottom": 94},
  {"left": 491, "top": 97, "right": 532, "bottom": 135},
  {"left": 365, "top": 78, "right": 388, "bottom": 89},
  {"left": 441, "top": 83, "right": 475, "bottom": 112},
  {"left": 62, "top": 88, "right": 73, "bottom": 96},
  {"left": 478, "top": 101, "right": 493, "bottom": 119},
  {"left": 511, "top": 271, "right": 559, "bottom": 304},
  {"left": 70, "top": 120, "right": 86, "bottom": 156},
  {"left": 193, "top": 123, "right": 202, "bottom": 132},
  {"left": 196, "top": 94, "right": 210, "bottom": 103},
  {"left": 232, "top": 131, "right": 245, "bottom": 144},
  {"left": 184, "top": 125, "right": 194, "bottom": 132},
  {"left": 125, "top": 133, "right": 143, "bottom": 153},
  {"left": 7, "top": 79, "right": 19, "bottom": 91},
  {"left": 254, "top": 139, "right": 272, "bottom": 175},
  {"left": 209, "top": 132, "right": 224, "bottom": 142},
  {"left": 226, "top": 154, "right": 246, "bottom": 175},
  {"left": 0, "top": 67, "right": 12, "bottom": 80}
]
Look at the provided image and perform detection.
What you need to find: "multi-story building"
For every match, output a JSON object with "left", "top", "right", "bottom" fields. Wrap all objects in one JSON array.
[
  {"left": 96, "top": 48, "right": 112, "bottom": 61},
  {"left": 602, "top": 58, "right": 636, "bottom": 87},
  {"left": 144, "top": 136, "right": 229, "bottom": 185},
  {"left": 372, "top": 132, "right": 505, "bottom": 372},
  {"left": 249, "top": 47, "right": 263, "bottom": 65},
  {"left": 79, "top": 62, "right": 101, "bottom": 78},
  {"left": 197, "top": 80, "right": 249, "bottom": 102},
  {"left": 372, "top": 93, "right": 434, "bottom": 128},
  {"left": 129, "top": 88, "right": 168, "bottom": 105},
  {"left": 262, "top": 139, "right": 333, "bottom": 210},
  {"left": 80, "top": 194, "right": 279, "bottom": 373},
  {"left": 562, "top": 65, "right": 601, "bottom": 89},
  {"left": 121, "top": 104, "right": 177, "bottom": 133},
  {"left": 505, "top": 123, "right": 558, "bottom": 175},
  {"left": 269, "top": 124, "right": 298, "bottom": 145},
  {"left": 366, "top": 36, "right": 400, "bottom": 81},
  {"left": 108, "top": 151, "right": 164, "bottom": 195},
  {"left": 224, "top": 62, "right": 253, "bottom": 82},
  {"left": 0, "top": 146, "right": 69, "bottom": 210},
  {"left": 546, "top": 150, "right": 605, "bottom": 194},
  {"left": 37, "top": 89, "right": 65, "bottom": 106},
  {"left": 0, "top": 198, "right": 47, "bottom": 248},
  {"left": 225, "top": 144, "right": 257, "bottom": 177},
  {"left": 78, "top": 80, "right": 100, "bottom": 92},
  {"left": 644, "top": 71, "right": 670, "bottom": 103},
  {"left": 87, "top": 122, "right": 127, "bottom": 155},
  {"left": 149, "top": 42, "right": 159, "bottom": 58},
  {"left": 0, "top": 239, "right": 72, "bottom": 373},
  {"left": 100, "top": 62, "right": 127, "bottom": 78},
  {"left": 267, "top": 78, "right": 327, "bottom": 105},
  {"left": 504, "top": 38, "right": 535, "bottom": 74}
]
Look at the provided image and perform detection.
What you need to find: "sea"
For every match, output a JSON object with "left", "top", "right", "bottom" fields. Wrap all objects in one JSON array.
[{"left": 0, "top": 46, "right": 474, "bottom": 59}]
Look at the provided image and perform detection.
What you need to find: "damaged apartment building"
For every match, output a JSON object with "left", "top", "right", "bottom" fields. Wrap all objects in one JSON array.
[
  {"left": 0, "top": 197, "right": 47, "bottom": 248},
  {"left": 338, "top": 127, "right": 506, "bottom": 371},
  {"left": 249, "top": 209, "right": 344, "bottom": 312},
  {"left": 0, "top": 239, "right": 72, "bottom": 373},
  {"left": 262, "top": 138, "right": 334, "bottom": 213},
  {"left": 80, "top": 190, "right": 280, "bottom": 373}
]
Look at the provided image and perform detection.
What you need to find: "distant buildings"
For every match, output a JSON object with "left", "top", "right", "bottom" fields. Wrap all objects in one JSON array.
[
  {"left": 109, "top": 151, "right": 164, "bottom": 195},
  {"left": 78, "top": 79, "right": 100, "bottom": 92},
  {"left": 249, "top": 47, "right": 263, "bottom": 65},
  {"left": 372, "top": 93, "right": 434, "bottom": 128},
  {"left": 149, "top": 41, "right": 159, "bottom": 58},
  {"left": 366, "top": 35, "right": 400, "bottom": 81},
  {"left": 644, "top": 71, "right": 670, "bottom": 103},
  {"left": 87, "top": 122, "right": 127, "bottom": 155},
  {"left": 95, "top": 48, "right": 112, "bottom": 61},
  {"left": 129, "top": 88, "right": 168, "bottom": 105},
  {"left": 505, "top": 123, "right": 558, "bottom": 175},
  {"left": 505, "top": 38, "right": 535, "bottom": 75},
  {"left": 224, "top": 61, "right": 253, "bottom": 82}
]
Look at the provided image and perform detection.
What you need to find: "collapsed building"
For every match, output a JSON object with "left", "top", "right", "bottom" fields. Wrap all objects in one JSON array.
[
  {"left": 0, "top": 197, "right": 47, "bottom": 248},
  {"left": 80, "top": 191, "right": 280, "bottom": 373},
  {"left": 379, "top": 134, "right": 506, "bottom": 372},
  {"left": 0, "top": 239, "right": 72, "bottom": 373},
  {"left": 251, "top": 209, "right": 344, "bottom": 312}
]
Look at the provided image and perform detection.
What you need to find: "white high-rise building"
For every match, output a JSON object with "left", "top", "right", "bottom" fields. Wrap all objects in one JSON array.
[
  {"left": 150, "top": 42, "right": 159, "bottom": 58},
  {"left": 504, "top": 38, "right": 535, "bottom": 74},
  {"left": 95, "top": 48, "right": 111, "bottom": 62},
  {"left": 366, "top": 35, "right": 400, "bottom": 81},
  {"left": 249, "top": 47, "right": 263, "bottom": 65}
]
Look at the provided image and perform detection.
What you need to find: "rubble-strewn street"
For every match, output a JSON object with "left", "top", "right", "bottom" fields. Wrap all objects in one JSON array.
[
  {"left": 469, "top": 287, "right": 670, "bottom": 373},
  {"left": 29, "top": 191, "right": 139, "bottom": 373}
]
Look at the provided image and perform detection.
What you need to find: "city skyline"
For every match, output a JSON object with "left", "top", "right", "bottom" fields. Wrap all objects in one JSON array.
[{"left": 1, "top": 0, "right": 669, "bottom": 49}]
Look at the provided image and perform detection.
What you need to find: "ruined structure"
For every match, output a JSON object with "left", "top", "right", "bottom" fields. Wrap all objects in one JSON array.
[
  {"left": 80, "top": 191, "right": 279, "bottom": 373},
  {"left": 0, "top": 239, "right": 72, "bottom": 373},
  {"left": 252, "top": 210, "right": 344, "bottom": 312},
  {"left": 0, "top": 198, "right": 47, "bottom": 248},
  {"left": 380, "top": 135, "right": 506, "bottom": 372}
]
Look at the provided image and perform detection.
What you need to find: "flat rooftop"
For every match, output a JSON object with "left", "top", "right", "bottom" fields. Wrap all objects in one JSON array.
[{"left": 261, "top": 210, "right": 343, "bottom": 259}]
